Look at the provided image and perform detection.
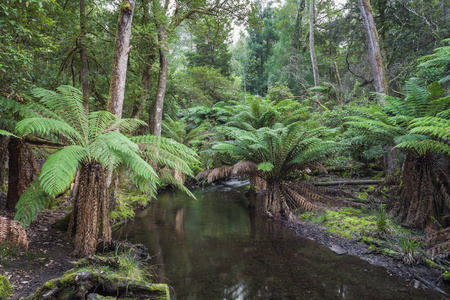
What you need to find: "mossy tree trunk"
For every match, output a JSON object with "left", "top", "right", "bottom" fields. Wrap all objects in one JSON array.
[{"left": 71, "top": 163, "right": 111, "bottom": 257}]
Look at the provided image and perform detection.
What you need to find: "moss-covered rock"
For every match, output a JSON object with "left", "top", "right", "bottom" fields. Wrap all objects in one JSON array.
[
  {"left": 52, "top": 212, "right": 72, "bottom": 231},
  {"left": 0, "top": 275, "right": 12, "bottom": 300},
  {"left": 26, "top": 270, "right": 169, "bottom": 300}
]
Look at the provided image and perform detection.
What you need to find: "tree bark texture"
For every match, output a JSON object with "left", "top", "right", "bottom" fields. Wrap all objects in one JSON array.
[
  {"left": 80, "top": 0, "right": 89, "bottom": 114},
  {"left": 357, "top": 0, "right": 388, "bottom": 95},
  {"left": 107, "top": 0, "right": 136, "bottom": 119},
  {"left": 292, "top": 0, "right": 305, "bottom": 50},
  {"left": 6, "top": 138, "right": 29, "bottom": 212},
  {"left": 309, "top": 0, "right": 320, "bottom": 88},
  {"left": 151, "top": 28, "right": 169, "bottom": 136},
  {"left": 72, "top": 163, "right": 111, "bottom": 257}
]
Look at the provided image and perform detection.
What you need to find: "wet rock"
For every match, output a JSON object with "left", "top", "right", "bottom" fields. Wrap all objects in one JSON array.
[{"left": 329, "top": 245, "right": 347, "bottom": 255}]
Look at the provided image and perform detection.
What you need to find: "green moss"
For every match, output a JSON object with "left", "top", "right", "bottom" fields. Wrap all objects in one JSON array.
[
  {"left": 0, "top": 275, "right": 12, "bottom": 300},
  {"left": 357, "top": 192, "right": 368, "bottom": 202},
  {"left": 315, "top": 208, "right": 377, "bottom": 239},
  {"left": 43, "top": 279, "right": 58, "bottom": 290},
  {"left": 121, "top": 0, "right": 132, "bottom": 12},
  {"left": 443, "top": 271, "right": 450, "bottom": 281},
  {"left": 52, "top": 212, "right": 72, "bottom": 231}
]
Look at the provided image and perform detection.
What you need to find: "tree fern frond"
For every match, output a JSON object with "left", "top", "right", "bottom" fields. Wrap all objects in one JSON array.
[
  {"left": 39, "top": 145, "right": 87, "bottom": 197},
  {"left": 158, "top": 168, "right": 196, "bottom": 199},
  {"left": 15, "top": 117, "right": 83, "bottom": 145},
  {"left": 108, "top": 118, "right": 148, "bottom": 134},
  {"left": 14, "top": 179, "right": 53, "bottom": 228},
  {"left": 407, "top": 117, "right": 450, "bottom": 140},
  {"left": 88, "top": 111, "right": 117, "bottom": 139},
  {"left": 129, "top": 173, "right": 158, "bottom": 196},
  {"left": 32, "top": 86, "right": 88, "bottom": 140},
  {"left": 396, "top": 140, "right": 450, "bottom": 156},
  {"left": 0, "top": 129, "right": 18, "bottom": 138}
]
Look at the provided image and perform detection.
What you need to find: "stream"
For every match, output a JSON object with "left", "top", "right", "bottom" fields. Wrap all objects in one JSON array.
[{"left": 115, "top": 180, "right": 442, "bottom": 299}]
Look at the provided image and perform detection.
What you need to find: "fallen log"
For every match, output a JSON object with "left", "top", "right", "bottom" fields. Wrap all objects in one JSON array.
[{"left": 313, "top": 180, "right": 383, "bottom": 186}]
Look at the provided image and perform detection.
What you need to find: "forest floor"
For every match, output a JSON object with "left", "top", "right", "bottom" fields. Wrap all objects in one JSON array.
[{"left": 1, "top": 174, "right": 449, "bottom": 298}]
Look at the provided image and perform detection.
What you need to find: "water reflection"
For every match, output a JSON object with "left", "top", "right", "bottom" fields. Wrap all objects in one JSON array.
[{"left": 115, "top": 181, "right": 443, "bottom": 300}]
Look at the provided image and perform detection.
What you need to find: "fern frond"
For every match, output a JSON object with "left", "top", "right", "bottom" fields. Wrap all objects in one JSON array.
[
  {"left": 32, "top": 86, "right": 88, "bottom": 140},
  {"left": 396, "top": 140, "right": 450, "bottom": 156},
  {"left": 158, "top": 168, "right": 196, "bottom": 199},
  {"left": 88, "top": 111, "right": 117, "bottom": 139},
  {"left": 108, "top": 118, "right": 148, "bottom": 134},
  {"left": 0, "top": 129, "right": 18, "bottom": 138},
  {"left": 15, "top": 117, "right": 83, "bottom": 145},
  {"left": 14, "top": 179, "right": 53, "bottom": 228},
  {"left": 39, "top": 145, "right": 87, "bottom": 197}
]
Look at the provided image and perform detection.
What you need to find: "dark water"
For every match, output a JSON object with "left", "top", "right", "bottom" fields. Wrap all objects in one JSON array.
[{"left": 115, "top": 180, "right": 443, "bottom": 299}]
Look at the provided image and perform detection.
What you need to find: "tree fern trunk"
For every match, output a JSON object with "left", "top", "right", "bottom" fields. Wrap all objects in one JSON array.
[
  {"left": 6, "top": 138, "right": 28, "bottom": 212},
  {"left": 393, "top": 154, "right": 436, "bottom": 229},
  {"left": 72, "top": 163, "right": 110, "bottom": 257},
  {"left": 265, "top": 182, "right": 283, "bottom": 218}
]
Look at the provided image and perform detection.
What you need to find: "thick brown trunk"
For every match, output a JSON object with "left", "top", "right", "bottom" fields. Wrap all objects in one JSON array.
[
  {"left": 392, "top": 154, "right": 436, "bottom": 229},
  {"left": 80, "top": 0, "right": 89, "bottom": 114},
  {"left": 152, "top": 28, "right": 169, "bottom": 136},
  {"left": 6, "top": 138, "right": 27, "bottom": 212},
  {"left": 72, "top": 163, "right": 110, "bottom": 257},
  {"left": 107, "top": 0, "right": 136, "bottom": 119},
  {"left": 357, "top": 0, "right": 388, "bottom": 95}
]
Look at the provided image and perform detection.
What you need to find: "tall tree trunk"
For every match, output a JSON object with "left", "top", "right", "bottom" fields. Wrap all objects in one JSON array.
[
  {"left": 80, "top": 0, "right": 89, "bottom": 114},
  {"left": 132, "top": 61, "right": 153, "bottom": 119},
  {"left": 292, "top": 0, "right": 305, "bottom": 50},
  {"left": 151, "top": 28, "right": 169, "bottom": 136},
  {"left": 309, "top": 0, "right": 320, "bottom": 88},
  {"left": 107, "top": 0, "right": 136, "bottom": 119},
  {"left": 357, "top": 0, "right": 388, "bottom": 95},
  {"left": 6, "top": 138, "right": 27, "bottom": 212}
]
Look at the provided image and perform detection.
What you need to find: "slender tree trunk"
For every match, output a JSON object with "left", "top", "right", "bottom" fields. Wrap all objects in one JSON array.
[
  {"left": 80, "top": 0, "right": 89, "bottom": 114},
  {"left": 292, "top": 0, "right": 305, "bottom": 50},
  {"left": 133, "top": 62, "right": 153, "bottom": 119},
  {"left": 107, "top": 0, "right": 136, "bottom": 119},
  {"left": 357, "top": 0, "right": 388, "bottom": 95},
  {"left": 151, "top": 28, "right": 169, "bottom": 136},
  {"left": 309, "top": 0, "right": 320, "bottom": 88}
]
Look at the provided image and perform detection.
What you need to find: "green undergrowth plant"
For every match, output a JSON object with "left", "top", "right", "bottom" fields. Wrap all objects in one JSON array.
[
  {"left": 110, "top": 189, "right": 152, "bottom": 225},
  {"left": 392, "top": 232, "right": 425, "bottom": 265}
]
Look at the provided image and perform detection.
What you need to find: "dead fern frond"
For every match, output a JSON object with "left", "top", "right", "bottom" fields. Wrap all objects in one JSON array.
[
  {"left": 426, "top": 227, "right": 450, "bottom": 258},
  {"left": 0, "top": 216, "right": 28, "bottom": 250},
  {"left": 283, "top": 185, "right": 318, "bottom": 211},
  {"left": 196, "top": 169, "right": 211, "bottom": 181},
  {"left": 232, "top": 161, "right": 257, "bottom": 176},
  {"left": 207, "top": 166, "right": 233, "bottom": 183}
]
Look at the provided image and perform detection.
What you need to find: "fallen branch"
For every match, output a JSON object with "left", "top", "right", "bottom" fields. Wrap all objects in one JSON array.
[{"left": 314, "top": 180, "right": 383, "bottom": 186}]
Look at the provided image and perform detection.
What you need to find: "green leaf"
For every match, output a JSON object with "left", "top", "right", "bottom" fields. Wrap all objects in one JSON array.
[{"left": 257, "top": 162, "right": 274, "bottom": 171}]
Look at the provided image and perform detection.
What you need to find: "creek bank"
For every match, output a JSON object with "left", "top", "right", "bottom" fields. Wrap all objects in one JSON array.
[{"left": 284, "top": 217, "right": 449, "bottom": 295}]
